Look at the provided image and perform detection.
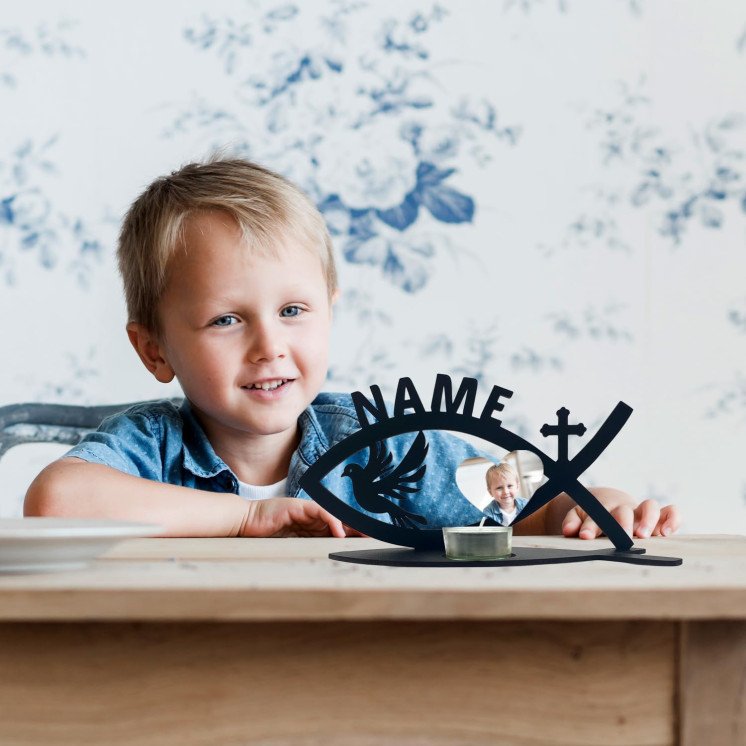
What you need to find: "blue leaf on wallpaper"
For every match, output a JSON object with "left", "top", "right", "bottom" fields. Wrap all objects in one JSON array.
[
  {"left": 700, "top": 203, "right": 723, "bottom": 229},
  {"left": 347, "top": 211, "right": 377, "bottom": 241},
  {"left": 419, "top": 184, "right": 475, "bottom": 223},
  {"left": 375, "top": 192, "right": 419, "bottom": 230},
  {"left": 0, "top": 196, "right": 14, "bottom": 224},
  {"left": 318, "top": 194, "right": 351, "bottom": 235},
  {"left": 343, "top": 229, "right": 429, "bottom": 293},
  {"left": 382, "top": 248, "right": 428, "bottom": 293},
  {"left": 265, "top": 4, "right": 299, "bottom": 23},
  {"left": 415, "top": 161, "right": 455, "bottom": 187},
  {"left": 727, "top": 306, "right": 746, "bottom": 333},
  {"left": 343, "top": 233, "right": 383, "bottom": 265},
  {"left": 681, "top": 197, "right": 696, "bottom": 218},
  {"left": 318, "top": 193, "right": 344, "bottom": 211},
  {"left": 21, "top": 231, "right": 39, "bottom": 249},
  {"left": 630, "top": 182, "right": 650, "bottom": 207},
  {"left": 382, "top": 27, "right": 429, "bottom": 60}
]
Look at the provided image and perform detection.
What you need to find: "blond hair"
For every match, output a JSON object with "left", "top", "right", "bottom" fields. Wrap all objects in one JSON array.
[
  {"left": 117, "top": 157, "right": 337, "bottom": 335},
  {"left": 485, "top": 462, "right": 519, "bottom": 491}
]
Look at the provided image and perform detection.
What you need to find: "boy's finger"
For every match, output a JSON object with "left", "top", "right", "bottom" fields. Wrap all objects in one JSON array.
[
  {"left": 610, "top": 504, "right": 634, "bottom": 537},
  {"left": 633, "top": 499, "right": 660, "bottom": 537},
  {"left": 343, "top": 525, "right": 366, "bottom": 537},
  {"left": 659, "top": 504, "right": 680, "bottom": 537},
  {"left": 301, "top": 502, "right": 346, "bottom": 538},
  {"left": 324, "top": 512, "right": 347, "bottom": 538},
  {"left": 579, "top": 514, "right": 601, "bottom": 539},
  {"left": 562, "top": 508, "right": 583, "bottom": 537}
]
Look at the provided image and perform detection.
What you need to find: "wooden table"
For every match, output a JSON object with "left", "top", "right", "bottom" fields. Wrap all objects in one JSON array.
[{"left": 0, "top": 535, "right": 743, "bottom": 746}]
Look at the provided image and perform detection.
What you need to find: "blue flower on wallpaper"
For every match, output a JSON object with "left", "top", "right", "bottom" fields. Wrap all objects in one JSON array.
[
  {"left": 31, "top": 347, "right": 99, "bottom": 404},
  {"left": 1, "top": 21, "right": 100, "bottom": 288},
  {"left": 173, "top": 1, "right": 518, "bottom": 294},
  {"left": 0, "top": 20, "right": 84, "bottom": 88},
  {"left": 548, "top": 304, "right": 633, "bottom": 343},
  {"left": 318, "top": 157, "right": 473, "bottom": 291},
  {"left": 417, "top": 321, "right": 562, "bottom": 384},
  {"left": 560, "top": 79, "right": 746, "bottom": 250},
  {"left": 0, "top": 138, "right": 103, "bottom": 287}
]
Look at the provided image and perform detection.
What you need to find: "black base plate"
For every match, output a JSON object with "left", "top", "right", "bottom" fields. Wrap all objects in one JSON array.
[{"left": 329, "top": 545, "right": 682, "bottom": 567}]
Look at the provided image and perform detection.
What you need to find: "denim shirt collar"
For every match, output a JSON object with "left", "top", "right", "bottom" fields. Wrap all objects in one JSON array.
[
  {"left": 177, "top": 397, "right": 355, "bottom": 495},
  {"left": 290, "top": 398, "right": 361, "bottom": 495},
  {"left": 178, "top": 399, "right": 232, "bottom": 479}
]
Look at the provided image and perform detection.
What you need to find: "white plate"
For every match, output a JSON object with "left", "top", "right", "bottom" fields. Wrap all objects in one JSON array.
[{"left": 0, "top": 518, "right": 162, "bottom": 574}]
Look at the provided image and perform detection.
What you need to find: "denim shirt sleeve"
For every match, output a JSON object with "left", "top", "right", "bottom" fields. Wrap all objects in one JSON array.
[{"left": 63, "top": 404, "right": 166, "bottom": 481}]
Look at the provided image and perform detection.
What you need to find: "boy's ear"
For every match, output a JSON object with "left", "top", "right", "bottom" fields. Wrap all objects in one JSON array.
[{"left": 126, "top": 323, "right": 175, "bottom": 384}]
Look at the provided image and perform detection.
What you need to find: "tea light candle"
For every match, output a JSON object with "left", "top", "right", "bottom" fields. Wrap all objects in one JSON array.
[{"left": 442, "top": 525, "right": 513, "bottom": 561}]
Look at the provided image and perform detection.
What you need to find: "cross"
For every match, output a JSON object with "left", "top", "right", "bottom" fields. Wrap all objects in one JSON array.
[{"left": 540, "top": 407, "right": 586, "bottom": 463}]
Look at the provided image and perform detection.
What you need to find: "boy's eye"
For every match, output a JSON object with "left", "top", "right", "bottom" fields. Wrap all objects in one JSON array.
[
  {"left": 280, "top": 305, "right": 303, "bottom": 318},
  {"left": 212, "top": 315, "right": 238, "bottom": 327}
]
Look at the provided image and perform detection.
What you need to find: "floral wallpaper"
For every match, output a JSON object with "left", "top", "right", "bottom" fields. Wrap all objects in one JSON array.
[{"left": 1, "top": 0, "right": 744, "bottom": 532}]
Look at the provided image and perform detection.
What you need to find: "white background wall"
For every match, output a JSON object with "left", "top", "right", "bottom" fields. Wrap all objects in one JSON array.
[{"left": 1, "top": 1, "right": 745, "bottom": 533}]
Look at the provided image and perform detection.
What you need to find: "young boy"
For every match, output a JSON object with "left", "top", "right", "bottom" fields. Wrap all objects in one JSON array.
[
  {"left": 24, "top": 158, "right": 680, "bottom": 540},
  {"left": 482, "top": 463, "right": 527, "bottom": 526}
]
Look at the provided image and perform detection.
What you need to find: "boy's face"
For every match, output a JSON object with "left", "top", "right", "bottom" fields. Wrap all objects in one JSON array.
[
  {"left": 142, "top": 210, "right": 333, "bottom": 453},
  {"left": 488, "top": 474, "right": 518, "bottom": 510}
]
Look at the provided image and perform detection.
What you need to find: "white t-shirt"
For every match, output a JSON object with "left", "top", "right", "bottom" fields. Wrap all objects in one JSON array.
[
  {"left": 500, "top": 506, "right": 517, "bottom": 525},
  {"left": 237, "top": 478, "right": 288, "bottom": 501}
]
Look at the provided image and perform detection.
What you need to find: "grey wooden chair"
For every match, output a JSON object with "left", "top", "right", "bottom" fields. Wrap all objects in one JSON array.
[{"left": 0, "top": 401, "right": 181, "bottom": 461}]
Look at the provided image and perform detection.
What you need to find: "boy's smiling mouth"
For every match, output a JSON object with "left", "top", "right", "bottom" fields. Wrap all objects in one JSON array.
[{"left": 241, "top": 378, "right": 294, "bottom": 392}]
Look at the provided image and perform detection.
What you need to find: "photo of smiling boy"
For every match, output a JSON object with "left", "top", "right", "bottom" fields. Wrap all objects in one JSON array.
[
  {"left": 482, "top": 463, "right": 527, "bottom": 526},
  {"left": 24, "top": 158, "right": 680, "bottom": 539}
]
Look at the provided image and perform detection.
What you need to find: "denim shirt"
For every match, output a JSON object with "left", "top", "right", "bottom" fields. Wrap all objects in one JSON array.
[
  {"left": 482, "top": 496, "right": 528, "bottom": 526},
  {"left": 64, "top": 393, "right": 488, "bottom": 528}
]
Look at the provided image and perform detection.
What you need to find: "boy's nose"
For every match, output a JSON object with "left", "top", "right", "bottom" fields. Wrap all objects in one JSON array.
[{"left": 247, "top": 320, "right": 286, "bottom": 363}]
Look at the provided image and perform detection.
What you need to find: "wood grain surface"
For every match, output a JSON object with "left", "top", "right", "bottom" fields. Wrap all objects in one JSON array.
[
  {"left": 0, "top": 535, "right": 742, "bottom": 621},
  {"left": 679, "top": 620, "right": 746, "bottom": 746},
  {"left": 0, "top": 620, "right": 675, "bottom": 746}
]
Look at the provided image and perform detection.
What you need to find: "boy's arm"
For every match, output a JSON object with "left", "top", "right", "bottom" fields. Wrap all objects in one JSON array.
[
  {"left": 24, "top": 458, "right": 348, "bottom": 538},
  {"left": 513, "top": 487, "right": 680, "bottom": 538}
]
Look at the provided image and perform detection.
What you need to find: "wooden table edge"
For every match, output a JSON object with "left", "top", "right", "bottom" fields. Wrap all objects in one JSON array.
[{"left": 0, "top": 587, "right": 744, "bottom": 622}]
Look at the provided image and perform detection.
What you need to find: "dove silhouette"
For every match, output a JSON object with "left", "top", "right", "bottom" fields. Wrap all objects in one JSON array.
[{"left": 342, "top": 431, "right": 429, "bottom": 529}]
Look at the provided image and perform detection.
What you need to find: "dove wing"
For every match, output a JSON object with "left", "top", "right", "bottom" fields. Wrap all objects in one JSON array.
[
  {"left": 373, "top": 431, "right": 429, "bottom": 501},
  {"left": 362, "top": 438, "right": 394, "bottom": 481}
]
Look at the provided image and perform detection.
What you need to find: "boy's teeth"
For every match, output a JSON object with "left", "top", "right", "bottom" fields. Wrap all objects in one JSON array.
[{"left": 249, "top": 379, "right": 287, "bottom": 390}]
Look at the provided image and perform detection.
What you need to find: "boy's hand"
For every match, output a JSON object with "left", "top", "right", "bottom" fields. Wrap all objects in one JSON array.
[
  {"left": 241, "top": 497, "right": 360, "bottom": 538},
  {"left": 560, "top": 488, "right": 680, "bottom": 540}
]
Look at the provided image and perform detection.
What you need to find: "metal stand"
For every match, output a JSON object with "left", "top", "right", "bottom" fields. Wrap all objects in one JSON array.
[{"left": 329, "top": 545, "right": 682, "bottom": 567}]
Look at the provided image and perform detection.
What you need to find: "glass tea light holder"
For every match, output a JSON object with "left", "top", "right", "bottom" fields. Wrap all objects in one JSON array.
[{"left": 442, "top": 524, "right": 513, "bottom": 561}]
